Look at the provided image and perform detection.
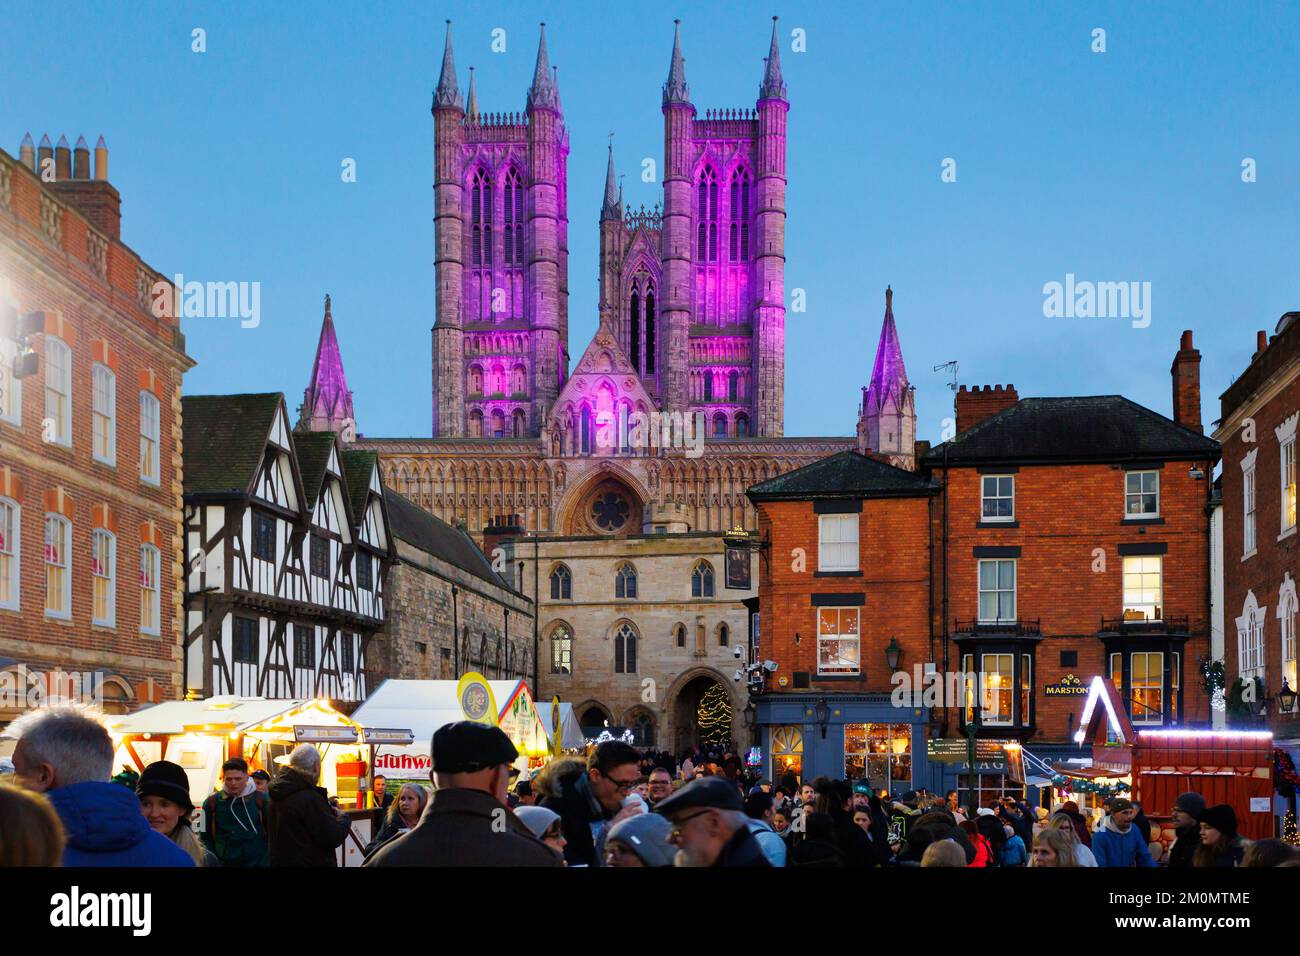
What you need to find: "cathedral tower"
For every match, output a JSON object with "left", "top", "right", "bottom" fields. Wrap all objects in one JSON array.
[
  {"left": 431, "top": 22, "right": 570, "bottom": 439},
  {"left": 298, "top": 294, "right": 356, "bottom": 439},
  {"left": 858, "top": 287, "right": 916, "bottom": 469}
]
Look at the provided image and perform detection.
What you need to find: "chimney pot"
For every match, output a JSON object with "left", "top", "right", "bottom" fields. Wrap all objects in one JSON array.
[
  {"left": 1170, "top": 329, "right": 1203, "bottom": 434},
  {"left": 19, "top": 132, "right": 35, "bottom": 170},
  {"left": 94, "top": 136, "right": 108, "bottom": 181},
  {"left": 1257, "top": 330, "right": 1268, "bottom": 354},
  {"left": 54, "top": 135, "right": 72, "bottom": 181},
  {"left": 72, "top": 135, "right": 90, "bottom": 179},
  {"left": 1180, "top": 329, "right": 1194, "bottom": 351}
]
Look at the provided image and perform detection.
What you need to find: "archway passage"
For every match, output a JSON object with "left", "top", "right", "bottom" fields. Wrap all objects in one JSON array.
[
  {"left": 578, "top": 702, "right": 613, "bottom": 738},
  {"left": 671, "top": 675, "right": 733, "bottom": 753}
]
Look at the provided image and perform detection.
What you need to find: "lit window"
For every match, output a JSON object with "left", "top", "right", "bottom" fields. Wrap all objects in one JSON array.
[
  {"left": 550, "top": 624, "right": 572, "bottom": 674},
  {"left": 1122, "top": 556, "right": 1162, "bottom": 621},
  {"left": 817, "top": 607, "right": 860, "bottom": 675},
  {"left": 978, "top": 559, "right": 1016, "bottom": 622},
  {"left": 44, "top": 336, "right": 71, "bottom": 446},
  {"left": 92, "top": 363, "right": 116, "bottom": 465},
  {"left": 1243, "top": 453, "right": 1257, "bottom": 555},
  {"left": 981, "top": 653, "right": 1014, "bottom": 725},
  {"left": 981, "top": 475, "right": 1015, "bottom": 521},
  {"left": 1283, "top": 437, "right": 1297, "bottom": 533},
  {"left": 139, "top": 544, "right": 160, "bottom": 635},
  {"left": 818, "top": 514, "right": 859, "bottom": 572},
  {"left": 1124, "top": 470, "right": 1159, "bottom": 517},
  {"left": 44, "top": 513, "right": 71, "bottom": 619},
  {"left": 1236, "top": 591, "right": 1266, "bottom": 685},
  {"left": 0, "top": 498, "right": 18, "bottom": 610},
  {"left": 92, "top": 529, "right": 116, "bottom": 627},
  {"left": 1021, "top": 654, "right": 1032, "bottom": 727},
  {"left": 1130, "top": 652, "right": 1164, "bottom": 725},
  {"left": 843, "top": 723, "right": 911, "bottom": 792},
  {"left": 139, "top": 391, "right": 160, "bottom": 484}
]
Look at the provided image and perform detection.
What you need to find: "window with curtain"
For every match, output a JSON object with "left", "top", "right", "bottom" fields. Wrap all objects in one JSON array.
[
  {"left": 44, "top": 514, "right": 71, "bottom": 619},
  {"left": 45, "top": 336, "right": 71, "bottom": 447},
  {"left": 0, "top": 498, "right": 18, "bottom": 610},
  {"left": 817, "top": 514, "right": 858, "bottom": 571},
  {"left": 92, "top": 529, "right": 115, "bottom": 627},
  {"left": 139, "top": 544, "right": 160, "bottom": 635}
]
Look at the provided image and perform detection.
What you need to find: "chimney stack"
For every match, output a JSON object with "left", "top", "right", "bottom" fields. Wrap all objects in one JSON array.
[
  {"left": 1170, "top": 329, "right": 1202, "bottom": 434},
  {"left": 954, "top": 384, "right": 1019, "bottom": 434},
  {"left": 48, "top": 134, "right": 121, "bottom": 240},
  {"left": 18, "top": 133, "right": 35, "bottom": 170},
  {"left": 480, "top": 514, "right": 525, "bottom": 589},
  {"left": 54, "top": 135, "right": 71, "bottom": 181},
  {"left": 37, "top": 134, "right": 53, "bottom": 176},
  {"left": 1256, "top": 329, "right": 1269, "bottom": 357}
]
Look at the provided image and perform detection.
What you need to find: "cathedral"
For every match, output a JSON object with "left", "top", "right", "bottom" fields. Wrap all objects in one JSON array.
[{"left": 300, "top": 18, "right": 917, "bottom": 749}]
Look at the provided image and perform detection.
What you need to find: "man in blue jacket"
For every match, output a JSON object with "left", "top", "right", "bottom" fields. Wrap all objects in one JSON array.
[
  {"left": 1091, "top": 797, "right": 1155, "bottom": 868},
  {"left": 9, "top": 704, "right": 193, "bottom": 867}
]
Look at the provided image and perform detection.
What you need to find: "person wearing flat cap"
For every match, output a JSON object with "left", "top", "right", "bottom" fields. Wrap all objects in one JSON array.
[
  {"left": 364, "top": 721, "right": 561, "bottom": 867},
  {"left": 137, "top": 760, "right": 218, "bottom": 867},
  {"left": 652, "top": 776, "right": 771, "bottom": 867}
]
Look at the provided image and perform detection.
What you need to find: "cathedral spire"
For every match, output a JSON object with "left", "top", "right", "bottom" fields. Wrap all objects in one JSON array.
[
  {"left": 602, "top": 137, "right": 621, "bottom": 220},
  {"left": 868, "top": 286, "right": 909, "bottom": 406},
  {"left": 526, "top": 22, "right": 560, "bottom": 111},
  {"left": 434, "top": 20, "right": 462, "bottom": 110},
  {"left": 663, "top": 19, "right": 690, "bottom": 106},
  {"left": 759, "top": 16, "right": 787, "bottom": 100},
  {"left": 300, "top": 294, "right": 356, "bottom": 435},
  {"left": 465, "top": 66, "right": 479, "bottom": 122}
]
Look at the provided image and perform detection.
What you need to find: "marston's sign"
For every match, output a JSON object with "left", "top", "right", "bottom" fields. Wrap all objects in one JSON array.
[{"left": 1044, "top": 674, "right": 1088, "bottom": 697}]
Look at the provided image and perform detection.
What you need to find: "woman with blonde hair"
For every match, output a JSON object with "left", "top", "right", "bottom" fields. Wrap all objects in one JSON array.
[
  {"left": 366, "top": 782, "right": 429, "bottom": 853},
  {"left": 0, "top": 781, "right": 66, "bottom": 866},
  {"left": 1045, "top": 811, "right": 1098, "bottom": 866},
  {"left": 1031, "top": 827, "right": 1080, "bottom": 867}
]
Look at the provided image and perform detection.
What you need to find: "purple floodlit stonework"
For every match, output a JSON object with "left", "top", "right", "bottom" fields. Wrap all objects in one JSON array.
[
  {"left": 857, "top": 287, "right": 916, "bottom": 469},
  {"left": 300, "top": 293, "right": 355, "bottom": 434}
]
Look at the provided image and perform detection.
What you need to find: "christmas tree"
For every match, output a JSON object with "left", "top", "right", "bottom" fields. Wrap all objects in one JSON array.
[{"left": 697, "top": 683, "right": 733, "bottom": 746}]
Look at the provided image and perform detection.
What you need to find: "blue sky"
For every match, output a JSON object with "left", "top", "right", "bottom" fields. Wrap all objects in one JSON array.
[{"left": 4, "top": 1, "right": 1298, "bottom": 442}]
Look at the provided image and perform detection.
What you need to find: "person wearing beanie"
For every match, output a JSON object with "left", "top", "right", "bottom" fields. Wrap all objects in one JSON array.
[
  {"left": 604, "top": 812, "right": 676, "bottom": 867},
  {"left": 514, "top": 805, "right": 567, "bottom": 860},
  {"left": 1195, "top": 804, "right": 1249, "bottom": 867},
  {"left": 137, "top": 760, "right": 217, "bottom": 867},
  {"left": 1092, "top": 797, "right": 1155, "bottom": 867},
  {"left": 1166, "top": 792, "right": 1206, "bottom": 868}
]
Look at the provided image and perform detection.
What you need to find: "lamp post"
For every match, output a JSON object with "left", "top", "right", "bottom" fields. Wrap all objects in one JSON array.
[
  {"left": 1279, "top": 679, "right": 1298, "bottom": 716},
  {"left": 885, "top": 637, "right": 902, "bottom": 672},
  {"left": 815, "top": 697, "right": 830, "bottom": 740}
]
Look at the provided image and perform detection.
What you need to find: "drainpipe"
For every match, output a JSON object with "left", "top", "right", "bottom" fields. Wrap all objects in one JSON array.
[{"left": 451, "top": 584, "right": 460, "bottom": 677}]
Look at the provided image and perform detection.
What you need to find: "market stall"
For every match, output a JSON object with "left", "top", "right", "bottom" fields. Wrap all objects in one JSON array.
[{"left": 350, "top": 674, "right": 554, "bottom": 783}]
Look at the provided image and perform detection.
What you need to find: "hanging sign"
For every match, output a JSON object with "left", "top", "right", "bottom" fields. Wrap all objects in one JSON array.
[{"left": 456, "top": 672, "right": 498, "bottom": 726}]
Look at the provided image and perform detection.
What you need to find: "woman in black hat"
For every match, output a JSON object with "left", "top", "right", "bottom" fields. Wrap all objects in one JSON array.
[
  {"left": 138, "top": 760, "right": 217, "bottom": 867},
  {"left": 1194, "top": 804, "right": 1249, "bottom": 867}
]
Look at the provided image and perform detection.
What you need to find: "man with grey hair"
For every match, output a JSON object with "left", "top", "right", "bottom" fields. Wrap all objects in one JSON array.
[
  {"left": 653, "top": 777, "right": 771, "bottom": 867},
  {"left": 266, "top": 743, "right": 351, "bottom": 866},
  {"left": 7, "top": 704, "right": 192, "bottom": 866}
]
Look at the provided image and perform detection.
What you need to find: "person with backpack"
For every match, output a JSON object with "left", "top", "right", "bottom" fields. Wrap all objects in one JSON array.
[{"left": 200, "top": 757, "right": 270, "bottom": 867}]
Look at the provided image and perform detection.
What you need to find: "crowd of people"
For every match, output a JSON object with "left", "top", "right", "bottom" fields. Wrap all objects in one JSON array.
[{"left": 3, "top": 703, "right": 1299, "bottom": 869}]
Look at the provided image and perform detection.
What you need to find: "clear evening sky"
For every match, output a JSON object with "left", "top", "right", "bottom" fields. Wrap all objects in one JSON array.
[{"left": 4, "top": 1, "right": 1298, "bottom": 442}]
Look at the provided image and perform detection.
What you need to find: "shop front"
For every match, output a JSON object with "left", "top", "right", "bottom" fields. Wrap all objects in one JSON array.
[{"left": 755, "top": 693, "right": 931, "bottom": 793}]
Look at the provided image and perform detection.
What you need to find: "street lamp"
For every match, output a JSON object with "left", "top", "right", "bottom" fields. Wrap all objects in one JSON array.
[
  {"left": 814, "top": 697, "right": 830, "bottom": 740},
  {"left": 885, "top": 637, "right": 903, "bottom": 671},
  {"left": 1279, "top": 679, "right": 1298, "bottom": 715},
  {"left": 744, "top": 699, "right": 757, "bottom": 729}
]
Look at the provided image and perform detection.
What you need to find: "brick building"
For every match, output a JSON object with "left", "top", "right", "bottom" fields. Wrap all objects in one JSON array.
[
  {"left": 0, "top": 135, "right": 193, "bottom": 721},
  {"left": 747, "top": 451, "right": 937, "bottom": 787},
  {"left": 746, "top": 331, "right": 1220, "bottom": 804},
  {"left": 1214, "top": 315, "right": 1300, "bottom": 789}
]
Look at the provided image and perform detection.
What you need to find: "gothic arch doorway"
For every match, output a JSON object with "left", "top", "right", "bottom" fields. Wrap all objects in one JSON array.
[
  {"left": 669, "top": 673, "right": 735, "bottom": 753},
  {"left": 577, "top": 701, "right": 613, "bottom": 737}
]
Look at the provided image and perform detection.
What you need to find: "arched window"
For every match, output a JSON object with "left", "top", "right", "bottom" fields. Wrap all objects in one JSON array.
[
  {"left": 468, "top": 366, "right": 483, "bottom": 395},
  {"left": 614, "top": 622, "right": 638, "bottom": 673},
  {"left": 713, "top": 413, "right": 727, "bottom": 439},
  {"left": 732, "top": 167, "right": 752, "bottom": 260},
  {"left": 692, "top": 561, "right": 714, "bottom": 598},
  {"left": 718, "top": 622, "right": 729, "bottom": 647},
  {"left": 468, "top": 409, "right": 484, "bottom": 438},
  {"left": 490, "top": 410, "right": 505, "bottom": 438},
  {"left": 736, "top": 414, "right": 749, "bottom": 438},
  {"left": 698, "top": 166, "right": 718, "bottom": 262},
  {"left": 703, "top": 373, "right": 713, "bottom": 402},
  {"left": 615, "top": 563, "right": 637, "bottom": 599},
  {"left": 471, "top": 168, "right": 490, "bottom": 266},
  {"left": 549, "top": 624, "right": 572, "bottom": 674},
  {"left": 503, "top": 168, "right": 524, "bottom": 266},
  {"left": 511, "top": 364, "right": 527, "bottom": 395},
  {"left": 581, "top": 406, "right": 593, "bottom": 455},
  {"left": 644, "top": 289, "right": 656, "bottom": 374},
  {"left": 550, "top": 564, "right": 572, "bottom": 600},
  {"left": 674, "top": 623, "right": 686, "bottom": 648},
  {"left": 629, "top": 287, "right": 641, "bottom": 371},
  {"left": 512, "top": 409, "right": 526, "bottom": 437},
  {"left": 728, "top": 370, "right": 738, "bottom": 402},
  {"left": 629, "top": 711, "right": 655, "bottom": 746}
]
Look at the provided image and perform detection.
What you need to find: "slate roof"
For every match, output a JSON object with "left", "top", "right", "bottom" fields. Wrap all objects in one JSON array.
[
  {"left": 385, "top": 491, "right": 512, "bottom": 592},
  {"left": 182, "top": 394, "right": 282, "bottom": 496},
  {"left": 294, "top": 431, "right": 337, "bottom": 509},
  {"left": 746, "top": 450, "right": 937, "bottom": 501},
  {"left": 922, "top": 396, "right": 1221, "bottom": 466}
]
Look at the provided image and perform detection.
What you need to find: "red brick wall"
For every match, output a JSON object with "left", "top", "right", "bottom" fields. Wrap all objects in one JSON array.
[
  {"left": 756, "top": 495, "right": 933, "bottom": 694},
  {"left": 1219, "top": 361, "right": 1300, "bottom": 735},
  {"left": 932, "top": 461, "right": 1215, "bottom": 742},
  {"left": 955, "top": 385, "right": 1018, "bottom": 434},
  {"left": 0, "top": 148, "right": 192, "bottom": 710}
]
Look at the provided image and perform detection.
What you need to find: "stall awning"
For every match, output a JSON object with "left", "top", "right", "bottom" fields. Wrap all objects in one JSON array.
[{"left": 106, "top": 696, "right": 357, "bottom": 738}]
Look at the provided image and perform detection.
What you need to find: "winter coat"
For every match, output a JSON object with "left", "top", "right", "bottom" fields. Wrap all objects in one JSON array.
[
  {"left": 1199, "top": 836, "right": 1249, "bottom": 868},
  {"left": 48, "top": 782, "right": 194, "bottom": 868},
  {"left": 537, "top": 761, "right": 611, "bottom": 867},
  {"left": 715, "top": 823, "right": 772, "bottom": 867},
  {"left": 967, "top": 833, "right": 995, "bottom": 867},
  {"left": 1166, "top": 822, "right": 1200, "bottom": 868},
  {"left": 365, "top": 814, "right": 414, "bottom": 855},
  {"left": 200, "top": 783, "right": 269, "bottom": 867},
  {"left": 266, "top": 768, "right": 351, "bottom": 867},
  {"left": 1092, "top": 820, "right": 1156, "bottom": 868},
  {"left": 364, "top": 787, "right": 562, "bottom": 867},
  {"left": 746, "top": 818, "right": 788, "bottom": 867},
  {"left": 1001, "top": 833, "right": 1028, "bottom": 867}
]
